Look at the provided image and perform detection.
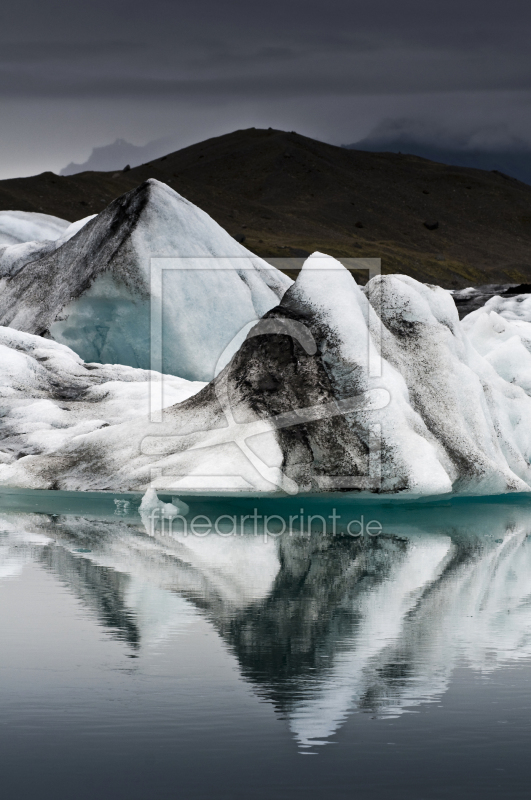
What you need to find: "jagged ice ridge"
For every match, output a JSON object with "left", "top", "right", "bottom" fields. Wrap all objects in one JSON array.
[
  {"left": 0, "top": 179, "right": 292, "bottom": 381},
  {"left": 1, "top": 253, "right": 531, "bottom": 497}
]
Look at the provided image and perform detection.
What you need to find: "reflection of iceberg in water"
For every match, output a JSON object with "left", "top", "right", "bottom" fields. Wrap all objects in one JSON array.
[
  {"left": 283, "top": 532, "right": 454, "bottom": 747},
  {"left": 279, "top": 507, "right": 531, "bottom": 748},
  {"left": 2, "top": 499, "right": 531, "bottom": 750},
  {"left": 0, "top": 512, "right": 281, "bottom": 650},
  {"left": 0, "top": 516, "right": 52, "bottom": 580},
  {"left": 39, "top": 543, "right": 142, "bottom": 649}
]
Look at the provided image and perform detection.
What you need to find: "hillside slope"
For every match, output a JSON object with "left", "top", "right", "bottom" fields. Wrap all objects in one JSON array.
[{"left": 1, "top": 128, "right": 531, "bottom": 287}]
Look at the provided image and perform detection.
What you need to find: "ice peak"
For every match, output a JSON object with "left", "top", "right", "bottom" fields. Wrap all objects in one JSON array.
[{"left": 0, "top": 180, "right": 292, "bottom": 381}]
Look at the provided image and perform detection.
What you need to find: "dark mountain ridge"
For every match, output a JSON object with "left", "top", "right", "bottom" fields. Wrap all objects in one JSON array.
[
  {"left": 345, "top": 137, "right": 531, "bottom": 187},
  {"left": 1, "top": 127, "right": 531, "bottom": 288}
]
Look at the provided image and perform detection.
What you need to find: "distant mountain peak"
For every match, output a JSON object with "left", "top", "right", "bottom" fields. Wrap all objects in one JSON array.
[{"left": 60, "top": 136, "right": 182, "bottom": 176}]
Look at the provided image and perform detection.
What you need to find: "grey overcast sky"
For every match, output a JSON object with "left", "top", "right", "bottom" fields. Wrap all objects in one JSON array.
[{"left": 1, "top": 0, "right": 531, "bottom": 177}]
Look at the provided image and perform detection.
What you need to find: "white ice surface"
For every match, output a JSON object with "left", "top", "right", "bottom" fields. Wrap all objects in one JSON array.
[
  {"left": 0, "top": 210, "right": 69, "bottom": 246},
  {"left": 462, "top": 299, "right": 531, "bottom": 396},
  {"left": 0, "top": 213, "right": 96, "bottom": 277},
  {"left": 476, "top": 293, "right": 531, "bottom": 322},
  {"left": 55, "top": 215, "right": 97, "bottom": 245},
  {"left": 49, "top": 182, "right": 291, "bottom": 381},
  {"left": 2, "top": 256, "right": 531, "bottom": 496},
  {"left": 288, "top": 254, "right": 531, "bottom": 496},
  {"left": 0, "top": 180, "right": 292, "bottom": 382},
  {"left": 0, "top": 326, "right": 205, "bottom": 485}
]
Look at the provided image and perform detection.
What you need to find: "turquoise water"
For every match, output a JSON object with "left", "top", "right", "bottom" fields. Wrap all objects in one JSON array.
[{"left": 2, "top": 490, "right": 531, "bottom": 798}]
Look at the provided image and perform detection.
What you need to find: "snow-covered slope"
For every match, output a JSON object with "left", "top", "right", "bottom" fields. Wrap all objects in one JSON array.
[
  {"left": 0, "top": 210, "right": 70, "bottom": 246},
  {"left": 0, "top": 214, "right": 96, "bottom": 279},
  {"left": 2, "top": 254, "right": 531, "bottom": 497},
  {"left": 464, "top": 292, "right": 531, "bottom": 324},
  {"left": 450, "top": 284, "right": 531, "bottom": 318},
  {"left": 0, "top": 326, "right": 204, "bottom": 478},
  {"left": 0, "top": 179, "right": 292, "bottom": 381},
  {"left": 461, "top": 294, "right": 531, "bottom": 395}
]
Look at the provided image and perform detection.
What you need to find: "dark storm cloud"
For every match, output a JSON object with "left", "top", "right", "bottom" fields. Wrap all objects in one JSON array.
[
  {"left": 2, "top": 61, "right": 531, "bottom": 100},
  {"left": 0, "top": 42, "right": 143, "bottom": 62},
  {"left": 1, "top": 0, "right": 531, "bottom": 100}
]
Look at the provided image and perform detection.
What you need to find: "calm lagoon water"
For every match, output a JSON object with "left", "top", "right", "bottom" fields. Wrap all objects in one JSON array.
[{"left": 2, "top": 489, "right": 531, "bottom": 799}]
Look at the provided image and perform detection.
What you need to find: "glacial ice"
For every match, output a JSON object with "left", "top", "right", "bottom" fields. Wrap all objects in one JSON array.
[
  {"left": 2, "top": 253, "right": 531, "bottom": 497},
  {"left": 462, "top": 301, "right": 531, "bottom": 395},
  {"left": 450, "top": 284, "right": 529, "bottom": 318},
  {"left": 0, "top": 210, "right": 70, "bottom": 246},
  {"left": 139, "top": 487, "right": 189, "bottom": 533},
  {"left": 0, "top": 325, "right": 205, "bottom": 481},
  {"left": 0, "top": 180, "right": 292, "bottom": 381},
  {"left": 0, "top": 213, "right": 96, "bottom": 278}
]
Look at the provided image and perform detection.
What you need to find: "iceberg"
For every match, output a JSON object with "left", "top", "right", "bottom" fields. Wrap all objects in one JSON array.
[
  {"left": 0, "top": 325, "right": 205, "bottom": 485},
  {"left": 463, "top": 292, "right": 531, "bottom": 327},
  {"left": 0, "top": 213, "right": 96, "bottom": 280},
  {"left": 451, "top": 283, "right": 531, "bottom": 318},
  {"left": 462, "top": 297, "right": 531, "bottom": 394},
  {"left": 0, "top": 210, "right": 70, "bottom": 246},
  {"left": 2, "top": 253, "right": 531, "bottom": 497},
  {"left": 0, "top": 179, "right": 292, "bottom": 381}
]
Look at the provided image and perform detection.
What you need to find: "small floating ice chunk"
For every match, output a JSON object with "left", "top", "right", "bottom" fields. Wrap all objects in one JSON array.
[{"left": 139, "top": 487, "right": 182, "bottom": 535}]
